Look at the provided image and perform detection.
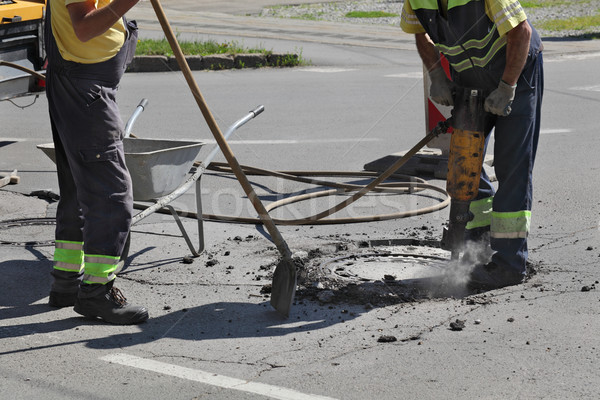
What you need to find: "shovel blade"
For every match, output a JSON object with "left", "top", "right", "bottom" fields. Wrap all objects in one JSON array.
[{"left": 270, "top": 258, "right": 297, "bottom": 318}]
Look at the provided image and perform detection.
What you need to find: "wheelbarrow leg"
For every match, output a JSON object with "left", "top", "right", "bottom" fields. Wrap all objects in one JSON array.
[
  {"left": 195, "top": 177, "right": 205, "bottom": 254},
  {"left": 163, "top": 176, "right": 205, "bottom": 257},
  {"left": 164, "top": 204, "right": 204, "bottom": 257}
]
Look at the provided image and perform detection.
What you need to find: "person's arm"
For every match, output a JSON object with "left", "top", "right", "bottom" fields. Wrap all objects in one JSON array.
[
  {"left": 484, "top": 20, "right": 531, "bottom": 115},
  {"left": 501, "top": 20, "right": 532, "bottom": 86},
  {"left": 415, "top": 32, "right": 455, "bottom": 106},
  {"left": 67, "top": 0, "right": 138, "bottom": 42},
  {"left": 415, "top": 33, "right": 442, "bottom": 72}
]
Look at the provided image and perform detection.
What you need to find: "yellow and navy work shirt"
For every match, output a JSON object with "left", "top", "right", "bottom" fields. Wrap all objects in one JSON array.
[
  {"left": 50, "top": 0, "right": 126, "bottom": 64},
  {"left": 400, "top": 0, "right": 539, "bottom": 90},
  {"left": 401, "top": 0, "right": 528, "bottom": 37}
]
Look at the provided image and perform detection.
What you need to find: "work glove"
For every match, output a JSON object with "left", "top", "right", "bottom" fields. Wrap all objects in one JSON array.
[
  {"left": 428, "top": 67, "right": 455, "bottom": 106},
  {"left": 484, "top": 80, "right": 517, "bottom": 116}
]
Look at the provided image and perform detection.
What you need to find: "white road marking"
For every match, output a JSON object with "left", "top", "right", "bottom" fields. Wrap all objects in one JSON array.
[
  {"left": 540, "top": 128, "right": 572, "bottom": 135},
  {"left": 385, "top": 72, "right": 423, "bottom": 79},
  {"left": 570, "top": 85, "right": 600, "bottom": 92},
  {"left": 296, "top": 67, "right": 356, "bottom": 73},
  {"left": 199, "top": 138, "right": 380, "bottom": 145},
  {"left": 268, "top": 320, "right": 325, "bottom": 329},
  {"left": 101, "top": 353, "right": 338, "bottom": 400}
]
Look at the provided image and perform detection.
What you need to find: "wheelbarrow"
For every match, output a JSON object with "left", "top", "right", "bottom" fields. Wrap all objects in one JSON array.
[{"left": 37, "top": 98, "right": 265, "bottom": 260}]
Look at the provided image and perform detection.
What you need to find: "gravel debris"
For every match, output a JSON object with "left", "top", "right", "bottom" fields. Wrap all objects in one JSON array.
[
  {"left": 377, "top": 335, "right": 398, "bottom": 343},
  {"left": 261, "top": 0, "right": 600, "bottom": 38},
  {"left": 449, "top": 319, "right": 466, "bottom": 331}
]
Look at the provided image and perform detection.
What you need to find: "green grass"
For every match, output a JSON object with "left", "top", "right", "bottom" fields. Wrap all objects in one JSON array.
[
  {"left": 537, "top": 11, "right": 600, "bottom": 31},
  {"left": 521, "top": 0, "right": 580, "bottom": 7},
  {"left": 345, "top": 11, "right": 399, "bottom": 18},
  {"left": 135, "top": 38, "right": 265, "bottom": 57},
  {"left": 134, "top": 38, "right": 305, "bottom": 67}
]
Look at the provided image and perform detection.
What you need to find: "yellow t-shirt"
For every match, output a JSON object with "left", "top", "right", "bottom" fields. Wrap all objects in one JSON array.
[
  {"left": 400, "top": 0, "right": 527, "bottom": 37},
  {"left": 50, "top": 0, "right": 126, "bottom": 64}
]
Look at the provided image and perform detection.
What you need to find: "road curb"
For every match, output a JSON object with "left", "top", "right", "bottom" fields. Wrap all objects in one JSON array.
[{"left": 127, "top": 53, "right": 299, "bottom": 72}]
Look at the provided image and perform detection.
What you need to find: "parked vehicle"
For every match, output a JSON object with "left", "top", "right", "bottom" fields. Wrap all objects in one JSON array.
[{"left": 0, "top": 0, "right": 46, "bottom": 100}]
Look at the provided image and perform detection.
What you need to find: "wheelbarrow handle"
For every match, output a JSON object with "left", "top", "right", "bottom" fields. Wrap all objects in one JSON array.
[
  {"left": 124, "top": 98, "right": 149, "bottom": 138},
  {"left": 202, "top": 105, "right": 265, "bottom": 167},
  {"left": 138, "top": 98, "right": 149, "bottom": 109},
  {"left": 251, "top": 105, "right": 264, "bottom": 117}
]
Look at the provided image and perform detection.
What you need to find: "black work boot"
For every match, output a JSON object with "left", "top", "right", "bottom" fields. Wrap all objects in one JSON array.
[
  {"left": 49, "top": 291, "right": 78, "bottom": 308},
  {"left": 74, "top": 282, "right": 149, "bottom": 325},
  {"left": 468, "top": 262, "right": 525, "bottom": 290}
]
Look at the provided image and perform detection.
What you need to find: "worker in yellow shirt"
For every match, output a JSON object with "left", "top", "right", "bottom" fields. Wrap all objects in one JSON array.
[
  {"left": 401, "top": 0, "right": 544, "bottom": 289},
  {"left": 46, "top": 0, "right": 148, "bottom": 324}
]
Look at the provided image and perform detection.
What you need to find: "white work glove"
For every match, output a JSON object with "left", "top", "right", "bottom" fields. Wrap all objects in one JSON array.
[
  {"left": 484, "top": 80, "right": 517, "bottom": 116},
  {"left": 428, "top": 67, "right": 455, "bottom": 106}
]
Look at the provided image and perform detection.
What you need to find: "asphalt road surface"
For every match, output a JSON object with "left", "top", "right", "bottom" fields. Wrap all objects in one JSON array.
[{"left": 1, "top": 2, "right": 600, "bottom": 399}]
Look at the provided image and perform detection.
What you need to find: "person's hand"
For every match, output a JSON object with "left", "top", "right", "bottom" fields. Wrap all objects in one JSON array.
[
  {"left": 484, "top": 80, "right": 516, "bottom": 116},
  {"left": 428, "top": 67, "right": 454, "bottom": 106}
]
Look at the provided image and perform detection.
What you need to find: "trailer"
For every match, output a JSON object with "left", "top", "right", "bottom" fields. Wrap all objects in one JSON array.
[{"left": 0, "top": 0, "right": 46, "bottom": 100}]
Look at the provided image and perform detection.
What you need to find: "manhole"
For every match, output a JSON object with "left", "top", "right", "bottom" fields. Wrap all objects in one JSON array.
[
  {"left": 295, "top": 241, "right": 475, "bottom": 306},
  {"left": 320, "top": 250, "right": 449, "bottom": 283},
  {"left": 0, "top": 218, "right": 55, "bottom": 246}
]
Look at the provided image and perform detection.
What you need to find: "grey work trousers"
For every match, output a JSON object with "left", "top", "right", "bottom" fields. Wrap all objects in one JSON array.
[{"left": 45, "top": 12, "right": 138, "bottom": 293}]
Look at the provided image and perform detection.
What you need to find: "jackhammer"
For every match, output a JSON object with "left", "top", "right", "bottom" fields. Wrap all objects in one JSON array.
[{"left": 441, "top": 87, "right": 488, "bottom": 261}]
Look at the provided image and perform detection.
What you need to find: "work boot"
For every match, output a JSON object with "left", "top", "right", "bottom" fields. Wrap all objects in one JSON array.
[
  {"left": 468, "top": 262, "right": 525, "bottom": 290},
  {"left": 74, "top": 282, "right": 149, "bottom": 325},
  {"left": 49, "top": 290, "right": 78, "bottom": 308}
]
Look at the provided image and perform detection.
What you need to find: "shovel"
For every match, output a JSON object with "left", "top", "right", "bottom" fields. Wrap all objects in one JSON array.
[{"left": 149, "top": 0, "right": 296, "bottom": 317}]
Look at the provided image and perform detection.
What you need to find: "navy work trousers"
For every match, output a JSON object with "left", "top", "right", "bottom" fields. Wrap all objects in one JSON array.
[{"left": 475, "top": 53, "right": 544, "bottom": 274}]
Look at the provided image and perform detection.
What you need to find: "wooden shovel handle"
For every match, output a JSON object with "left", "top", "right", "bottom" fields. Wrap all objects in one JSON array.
[{"left": 148, "top": 0, "right": 292, "bottom": 259}]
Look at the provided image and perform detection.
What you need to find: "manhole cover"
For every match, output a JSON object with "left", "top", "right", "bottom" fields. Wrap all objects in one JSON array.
[
  {"left": 319, "top": 246, "right": 450, "bottom": 283},
  {"left": 0, "top": 218, "right": 55, "bottom": 246},
  {"left": 295, "top": 242, "right": 475, "bottom": 306}
]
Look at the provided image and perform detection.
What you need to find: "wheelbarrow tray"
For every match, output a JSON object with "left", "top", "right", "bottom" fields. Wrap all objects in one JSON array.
[{"left": 37, "top": 138, "right": 205, "bottom": 201}]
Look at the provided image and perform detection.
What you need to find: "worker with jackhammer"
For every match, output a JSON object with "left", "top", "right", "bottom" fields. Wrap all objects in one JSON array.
[
  {"left": 46, "top": 0, "right": 148, "bottom": 324},
  {"left": 401, "top": 0, "right": 544, "bottom": 289}
]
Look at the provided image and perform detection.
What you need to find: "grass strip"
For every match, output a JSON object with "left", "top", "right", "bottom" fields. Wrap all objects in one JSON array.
[
  {"left": 521, "top": 0, "right": 585, "bottom": 7},
  {"left": 135, "top": 38, "right": 304, "bottom": 67},
  {"left": 537, "top": 11, "right": 600, "bottom": 31},
  {"left": 136, "top": 38, "right": 265, "bottom": 57},
  {"left": 345, "top": 11, "right": 399, "bottom": 18}
]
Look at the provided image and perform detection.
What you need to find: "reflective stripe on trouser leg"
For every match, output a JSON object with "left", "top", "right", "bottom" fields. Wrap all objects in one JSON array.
[
  {"left": 490, "top": 210, "right": 531, "bottom": 239},
  {"left": 53, "top": 240, "right": 84, "bottom": 272},
  {"left": 51, "top": 240, "right": 84, "bottom": 293},
  {"left": 466, "top": 196, "right": 493, "bottom": 230},
  {"left": 490, "top": 210, "right": 531, "bottom": 279},
  {"left": 83, "top": 254, "right": 120, "bottom": 285}
]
